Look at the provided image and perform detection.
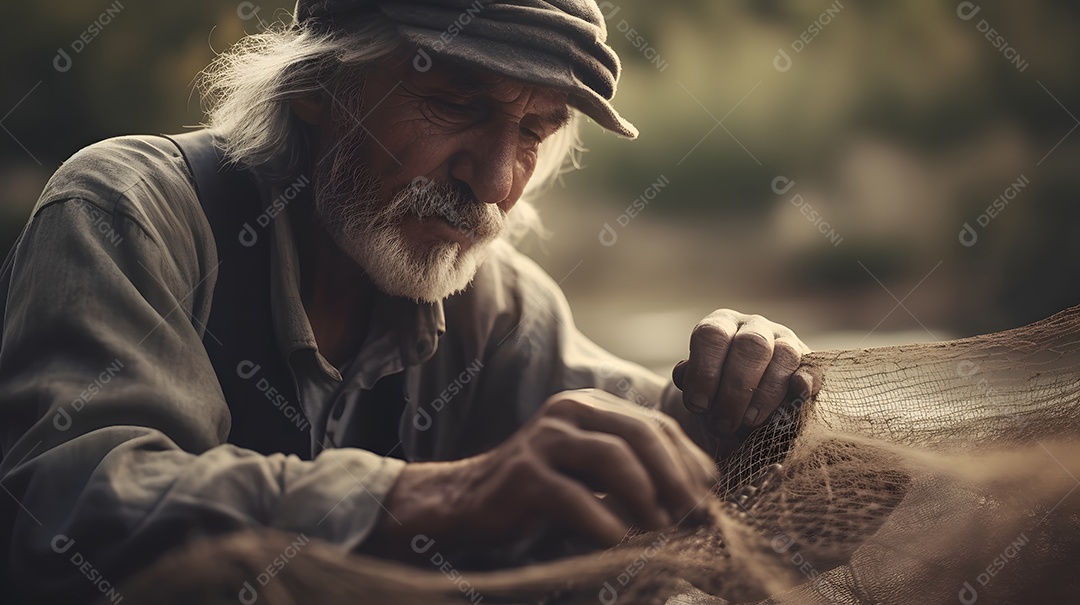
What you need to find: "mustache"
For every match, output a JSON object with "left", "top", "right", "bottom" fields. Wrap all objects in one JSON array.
[
  {"left": 308, "top": 113, "right": 505, "bottom": 247},
  {"left": 393, "top": 177, "right": 505, "bottom": 242}
]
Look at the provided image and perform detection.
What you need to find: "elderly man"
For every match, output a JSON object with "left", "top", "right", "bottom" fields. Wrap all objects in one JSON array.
[{"left": 0, "top": 0, "right": 811, "bottom": 601}]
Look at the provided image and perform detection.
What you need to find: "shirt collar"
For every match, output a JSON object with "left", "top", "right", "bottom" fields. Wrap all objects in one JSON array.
[{"left": 264, "top": 182, "right": 446, "bottom": 385}]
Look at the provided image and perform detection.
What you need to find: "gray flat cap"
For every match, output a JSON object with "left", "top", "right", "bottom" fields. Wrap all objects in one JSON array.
[{"left": 294, "top": 0, "right": 638, "bottom": 138}]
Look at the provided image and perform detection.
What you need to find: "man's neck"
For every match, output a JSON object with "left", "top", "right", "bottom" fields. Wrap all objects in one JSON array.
[{"left": 288, "top": 199, "right": 377, "bottom": 368}]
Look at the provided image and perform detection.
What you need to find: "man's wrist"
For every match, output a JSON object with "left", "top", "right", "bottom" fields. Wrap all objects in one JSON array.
[{"left": 357, "top": 460, "right": 463, "bottom": 561}]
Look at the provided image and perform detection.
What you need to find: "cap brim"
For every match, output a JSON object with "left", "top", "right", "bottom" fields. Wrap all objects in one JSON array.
[{"left": 398, "top": 27, "right": 638, "bottom": 139}]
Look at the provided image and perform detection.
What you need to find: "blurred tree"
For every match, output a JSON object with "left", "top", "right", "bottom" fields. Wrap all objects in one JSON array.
[{"left": 1, "top": 0, "right": 1078, "bottom": 338}]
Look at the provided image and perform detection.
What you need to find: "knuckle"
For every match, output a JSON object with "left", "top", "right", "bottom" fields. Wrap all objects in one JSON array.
[
  {"left": 690, "top": 324, "right": 733, "bottom": 354},
  {"left": 542, "top": 392, "right": 589, "bottom": 418},
  {"left": 772, "top": 342, "right": 803, "bottom": 368},
  {"left": 721, "top": 375, "right": 758, "bottom": 397},
  {"left": 594, "top": 433, "right": 635, "bottom": 461},
  {"left": 646, "top": 411, "right": 682, "bottom": 442},
  {"left": 507, "top": 453, "right": 545, "bottom": 484},
  {"left": 754, "top": 381, "right": 787, "bottom": 404},
  {"left": 778, "top": 331, "right": 809, "bottom": 352},
  {"left": 692, "top": 322, "right": 731, "bottom": 340},
  {"left": 773, "top": 340, "right": 800, "bottom": 357},
  {"left": 773, "top": 323, "right": 795, "bottom": 338},
  {"left": 650, "top": 411, "right": 676, "bottom": 432},
  {"left": 533, "top": 416, "right": 573, "bottom": 441},
  {"left": 732, "top": 331, "right": 773, "bottom": 358},
  {"left": 604, "top": 407, "right": 657, "bottom": 442},
  {"left": 706, "top": 308, "right": 742, "bottom": 321}
]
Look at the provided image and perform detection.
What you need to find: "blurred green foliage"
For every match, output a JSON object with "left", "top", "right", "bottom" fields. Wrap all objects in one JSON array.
[{"left": 2, "top": 0, "right": 1079, "bottom": 336}]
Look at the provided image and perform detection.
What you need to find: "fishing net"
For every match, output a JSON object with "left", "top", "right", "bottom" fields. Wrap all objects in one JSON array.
[{"left": 114, "top": 305, "right": 1080, "bottom": 605}]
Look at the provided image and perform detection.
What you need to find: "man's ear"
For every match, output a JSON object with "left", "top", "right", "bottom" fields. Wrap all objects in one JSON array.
[{"left": 290, "top": 97, "right": 326, "bottom": 125}]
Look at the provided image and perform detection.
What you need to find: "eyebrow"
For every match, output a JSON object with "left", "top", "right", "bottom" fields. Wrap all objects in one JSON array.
[
  {"left": 537, "top": 105, "right": 573, "bottom": 130},
  {"left": 422, "top": 69, "right": 573, "bottom": 129}
]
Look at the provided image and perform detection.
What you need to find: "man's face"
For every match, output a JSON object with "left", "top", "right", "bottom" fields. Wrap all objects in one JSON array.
[{"left": 307, "top": 54, "right": 571, "bottom": 302}]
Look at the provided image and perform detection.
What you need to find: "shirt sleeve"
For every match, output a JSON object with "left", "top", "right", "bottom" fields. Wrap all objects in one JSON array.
[{"left": 0, "top": 144, "right": 404, "bottom": 602}]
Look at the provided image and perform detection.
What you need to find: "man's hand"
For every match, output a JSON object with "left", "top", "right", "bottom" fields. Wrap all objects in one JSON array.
[
  {"left": 364, "top": 389, "right": 717, "bottom": 561},
  {"left": 673, "top": 309, "right": 814, "bottom": 436}
]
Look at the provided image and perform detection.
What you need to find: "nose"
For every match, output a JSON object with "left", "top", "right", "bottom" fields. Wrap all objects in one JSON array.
[{"left": 448, "top": 123, "right": 520, "bottom": 208}]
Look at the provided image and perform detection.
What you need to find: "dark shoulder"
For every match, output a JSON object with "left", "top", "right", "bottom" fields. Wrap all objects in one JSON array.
[
  {"left": 38, "top": 135, "right": 191, "bottom": 210},
  {"left": 32, "top": 134, "right": 212, "bottom": 256}
]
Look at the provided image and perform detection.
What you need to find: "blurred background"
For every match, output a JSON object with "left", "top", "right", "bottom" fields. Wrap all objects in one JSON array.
[{"left": 2, "top": 1, "right": 1078, "bottom": 374}]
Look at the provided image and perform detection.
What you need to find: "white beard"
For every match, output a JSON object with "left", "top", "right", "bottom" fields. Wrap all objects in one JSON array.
[
  {"left": 313, "top": 151, "right": 505, "bottom": 303},
  {"left": 337, "top": 197, "right": 498, "bottom": 303}
]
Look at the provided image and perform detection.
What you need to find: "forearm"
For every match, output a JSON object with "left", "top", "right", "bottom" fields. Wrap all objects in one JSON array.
[{"left": 4, "top": 425, "right": 405, "bottom": 602}]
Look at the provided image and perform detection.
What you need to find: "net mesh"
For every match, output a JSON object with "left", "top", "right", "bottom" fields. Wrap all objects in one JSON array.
[
  {"left": 114, "top": 305, "right": 1080, "bottom": 605},
  {"left": 629, "top": 302, "right": 1080, "bottom": 604}
]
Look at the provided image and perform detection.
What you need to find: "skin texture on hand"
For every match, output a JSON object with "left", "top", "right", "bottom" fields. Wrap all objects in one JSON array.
[
  {"left": 672, "top": 309, "right": 817, "bottom": 438},
  {"left": 362, "top": 389, "right": 717, "bottom": 562}
]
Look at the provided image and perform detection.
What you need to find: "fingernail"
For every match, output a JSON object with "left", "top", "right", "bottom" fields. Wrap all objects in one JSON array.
[
  {"left": 744, "top": 406, "right": 760, "bottom": 425},
  {"left": 672, "top": 361, "right": 688, "bottom": 389},
  {"left": 687, "top": 394, "right": 709, "bottom": 413}
]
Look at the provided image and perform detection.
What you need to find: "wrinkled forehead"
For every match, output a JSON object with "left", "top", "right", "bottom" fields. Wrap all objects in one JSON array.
[{"left": 394, "top": 56, "right": 572, "bottom": 118}]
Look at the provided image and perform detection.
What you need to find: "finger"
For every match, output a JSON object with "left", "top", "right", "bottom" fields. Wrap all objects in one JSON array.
[
  {"left": 709, "top": 426, "right": 748, "bottom": 460},
  {"left": 635, "top": 401, "right": 721, "bottom": 486},
  {"left": 540, "top": 421, "right": 671, "bottom": 530},
  {"left": 550, "top": 390, "right": 711, "bottom": 522},
  {"left": 712, "top": 321, "right": 774, "bottom": 433},
  {"left": 672, "top": 360, "right": 688, "bottom": 392},
  {"left": 650, "top": 411, "right": 719, "bottom": 487},
  {"left": 683, "top": 314, "right": 739, "bottom": 414},
  {"left": 743, "top": 341, "right": 802, "bottom": 427},
  {"left": 602, "top": 398, "right": 718, "bottom": 491},
  {"left": 535, "top": 467, "right": 629, "bottom": 547},
  {"left": 788, "top": 365, "right": 822, "bottom": 401}
]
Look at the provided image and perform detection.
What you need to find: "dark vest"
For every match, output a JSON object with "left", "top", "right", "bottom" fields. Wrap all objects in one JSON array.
[{"left": 150, "top": 131, "right": 313, "bottom": 459}]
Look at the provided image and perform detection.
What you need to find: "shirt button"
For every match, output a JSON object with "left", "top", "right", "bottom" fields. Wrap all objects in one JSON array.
[{"left": 330, "top": 400, "right": 345, "bottom": 420}]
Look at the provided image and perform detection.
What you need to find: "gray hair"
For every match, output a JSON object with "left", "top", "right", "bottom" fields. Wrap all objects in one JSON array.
[{"left": 198, "top": 17, "right": 583, "bottom": 241}]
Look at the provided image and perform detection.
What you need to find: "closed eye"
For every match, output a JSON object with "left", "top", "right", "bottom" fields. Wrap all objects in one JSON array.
[
  {"left": 430, "top": 97, "right": 483, "bottom": 121},
  {"left": 521, "top": 126, "right": 543, "bottom": 143}
]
